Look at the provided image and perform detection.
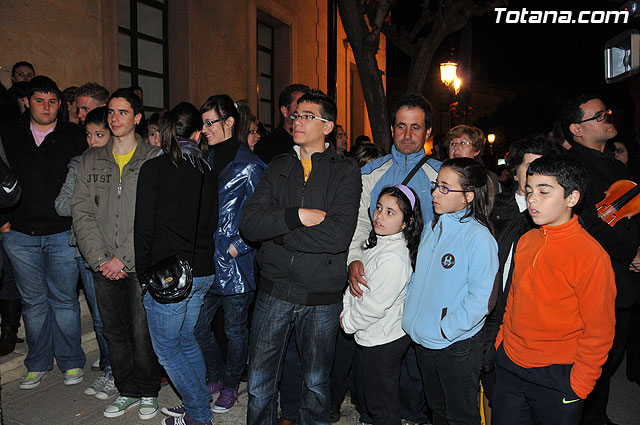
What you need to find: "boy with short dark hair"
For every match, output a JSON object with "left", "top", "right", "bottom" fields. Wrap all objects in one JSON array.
[{"left": 493, "top": 155, "right": 616, "bottom": 425}]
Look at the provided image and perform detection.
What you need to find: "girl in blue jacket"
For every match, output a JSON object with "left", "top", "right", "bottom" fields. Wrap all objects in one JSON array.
[
  {"left": 341, "top": 185, "right": 423, "bottom": 425},
  {"left": 403, "top": 157, "right": 498, "bottom": 425}
]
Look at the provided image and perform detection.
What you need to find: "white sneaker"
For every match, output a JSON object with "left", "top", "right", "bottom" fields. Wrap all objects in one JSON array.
[
  {"left": 95, "top": 376, "right": 118, "bottom": 400},
  {"left": 84, "top": 375, "right": 107, "bottom": 395}
]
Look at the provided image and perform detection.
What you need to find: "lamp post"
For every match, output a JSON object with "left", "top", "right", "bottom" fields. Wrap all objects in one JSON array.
[
  {"left": 440, "top": 61, "right": 459, "bottom": 127},
  {"left": 487, "top": 133, "right": 496, "bottom": 154}
]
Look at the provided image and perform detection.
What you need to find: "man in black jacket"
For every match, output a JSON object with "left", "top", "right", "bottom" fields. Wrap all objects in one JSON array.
[
  {"left": 562, "top": 94, "right": 640, "bottom": 425},
  {"left": 0, "top": 76, "right": 87, "bottom": 390},
  {"left": 240, "top": 90, "right": 361, "bottom": 425},
  {"left": 253, "top": 84, "right": 309, "bottom": 164}
]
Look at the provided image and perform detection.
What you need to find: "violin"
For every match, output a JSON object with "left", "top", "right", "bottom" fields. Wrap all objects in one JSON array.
[{"left": 596, "top": 179, "right": 640, "bottom": 226}]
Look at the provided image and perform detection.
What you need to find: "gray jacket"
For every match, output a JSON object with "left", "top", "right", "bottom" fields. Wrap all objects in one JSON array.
[{"left": 72, "top": 136, "right": 160, "bottom": 271}]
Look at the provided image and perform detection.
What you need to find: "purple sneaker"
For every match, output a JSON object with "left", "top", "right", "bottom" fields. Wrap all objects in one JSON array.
[
  {"left": 212, "top": 388, "right": 238, "bottom": 413},
  {"left": 160, "top": 404, "right": 186, "bottom": 418},
  {"left": 207, "top": 380, "right": 222, "bottom": 395}
]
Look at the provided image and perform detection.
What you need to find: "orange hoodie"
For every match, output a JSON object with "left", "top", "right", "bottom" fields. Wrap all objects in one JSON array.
[{"left": 496, "top": 215, "right": 616, "bottom": 399}]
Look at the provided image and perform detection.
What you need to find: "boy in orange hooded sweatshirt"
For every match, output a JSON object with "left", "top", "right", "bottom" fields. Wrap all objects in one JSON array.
[{"left": 494, "top": 155, "right": 616, "bottom": 425}]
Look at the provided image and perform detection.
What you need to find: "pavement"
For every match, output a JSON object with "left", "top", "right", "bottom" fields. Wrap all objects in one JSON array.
[{"left": 0, "top": 293, "right": 638, "bottom": 424}]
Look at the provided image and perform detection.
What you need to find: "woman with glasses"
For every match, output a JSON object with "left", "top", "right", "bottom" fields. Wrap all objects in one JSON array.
[
  {"left": 192, "top": 94, "right": 266, "bottom": 414},
  {"left": 444, "top": 124, "right": 501, "bottom": 197}
]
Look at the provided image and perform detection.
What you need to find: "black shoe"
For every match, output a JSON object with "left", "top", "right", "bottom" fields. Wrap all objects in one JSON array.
[{"left": 330, "top": 404, "right": 341, "bottom": 423}]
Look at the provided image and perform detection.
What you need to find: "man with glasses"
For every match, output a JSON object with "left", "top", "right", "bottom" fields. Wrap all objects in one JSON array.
[
  {"left": 346, "top": 94, "right": 440, "bottom": 425},
  {"left": 561, "top": 93, "right": 640, "bottom": 425},
  {"left": 240, "top": 90, "right": 361, "bottom": 425}
]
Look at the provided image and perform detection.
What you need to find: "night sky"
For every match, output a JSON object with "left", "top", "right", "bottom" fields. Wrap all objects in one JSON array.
[{"left": 387, "top": 0, "right": 640, "bottom": 149}]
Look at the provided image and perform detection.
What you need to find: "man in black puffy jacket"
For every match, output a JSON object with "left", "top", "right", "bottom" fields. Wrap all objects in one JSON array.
[{"left": 240, "top": 90, "right": 361, "bottom": 425}]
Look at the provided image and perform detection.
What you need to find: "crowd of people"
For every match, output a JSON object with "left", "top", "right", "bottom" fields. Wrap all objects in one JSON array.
[{"left": 0, "top": 60, "right": 637, "bottom": 425}]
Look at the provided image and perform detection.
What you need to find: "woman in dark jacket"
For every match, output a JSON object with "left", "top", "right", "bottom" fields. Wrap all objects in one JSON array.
[
  {"left": 134, "top": 102, "right": 218, "bottom": 425},
  {"left": 481, "top": 134, "right": 563, "bottom": 423},
  {"left": 193, "top": 94, "right": 265, "bottom": 414}
]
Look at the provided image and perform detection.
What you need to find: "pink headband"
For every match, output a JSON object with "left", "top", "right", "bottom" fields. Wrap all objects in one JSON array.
[{"left": 394, "top": 184, "right": 416, "bottom": 209}]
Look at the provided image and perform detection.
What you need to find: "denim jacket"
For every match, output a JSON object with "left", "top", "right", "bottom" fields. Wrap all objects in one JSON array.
[{"left": 209, "top": 143, "right": 265, "bottom": 295}]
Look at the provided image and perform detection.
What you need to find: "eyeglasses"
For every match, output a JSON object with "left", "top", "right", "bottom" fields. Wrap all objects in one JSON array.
[
  {"left": 203, "top": 118, "right": 223, "bottom": 128},
  {"left": 430, "top": 181, "right": 470, "bottom": 195},
  {"left": 289, "top": 114, "right": 330, "bottom": 123},
  {"left": 449, "top": 140, "right": 472, "bottom": 149},
  {"left": 576, "top": 109, "right": 613, "bottom": 124}
]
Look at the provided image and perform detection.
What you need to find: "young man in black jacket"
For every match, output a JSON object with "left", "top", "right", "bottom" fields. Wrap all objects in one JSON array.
[
  {"left": 0, "top": 76, "right": 87, "bottom": 389},
  {"left": 240, "top": 90, "right": 361, "bottom": 425}
]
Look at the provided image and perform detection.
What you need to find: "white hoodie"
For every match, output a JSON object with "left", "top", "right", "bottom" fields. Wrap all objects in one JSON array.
[{"left": 341, "top": 232, "right": 412, "bottom": 347}]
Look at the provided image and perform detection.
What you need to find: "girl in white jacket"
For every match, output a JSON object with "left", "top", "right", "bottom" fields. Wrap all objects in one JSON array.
[{"left": 341, "top": 184, "right": 423, "bottom": 425}]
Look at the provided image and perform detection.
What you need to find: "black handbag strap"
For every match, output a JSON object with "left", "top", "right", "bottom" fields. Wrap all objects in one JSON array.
[
  {"left": 190, "top": 171, "right": 205, "bottom": 264},
  {"left": 402, "top": 155, "right": 431, "bottom": 186}
]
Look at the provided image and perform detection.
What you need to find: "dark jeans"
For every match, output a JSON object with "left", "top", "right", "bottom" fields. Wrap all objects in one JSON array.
[
  {"left": 352, "top": 344, "right": 373, "bottom": 423},
  {"left": 400, "top": 343, "right": 430, "bottom": 423},
  {"left": 362, "top": 335, "right": 411, "bottom": 425},
  {"left": 494, "top": 344, "right": 584, "bottom": 425},
  {"left": 194, "top": 289, "right": 254, "bottom": 390},
  {"left": 279, "top": 327, "right": 303, "bottom": 421},
  {"left": 580, "top": 306, "right": 633, "bottom": 425},
  {"left": 93, "top": 272, "right": 161, "bottom": 398},
  {"left": 247, "top": 291, "right": 341, "bottom": 425},
  {"left": 329, "top": 328, "right": 356, "bottom": 408},
  {"left": 415, "top": 330, "right": 484, "bottom": 425}
]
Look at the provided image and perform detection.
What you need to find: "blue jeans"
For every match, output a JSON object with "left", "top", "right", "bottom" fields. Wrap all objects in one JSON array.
[
  {"left": 2, "top": 230, "right": 85, "bottom": 372},
  {"left": 77, "top": 256, "right": 110, "bottom": 375},
  {"left": 144, "top": 275, "right": 215, "bottom": 424},
  {"left": 247, "top": 291, "right": 341, "bottom": 425},
  {"left": 194, "top": 289, "right": 254, "bottom": 390}
]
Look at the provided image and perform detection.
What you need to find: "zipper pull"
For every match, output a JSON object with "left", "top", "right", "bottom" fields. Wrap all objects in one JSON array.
[{"left": 118, "top": 181, "right": 122, "bottom": 196}]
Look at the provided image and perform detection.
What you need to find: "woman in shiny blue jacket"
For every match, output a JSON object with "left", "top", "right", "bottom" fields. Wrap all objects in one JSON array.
[{"left": 193, "top": 94, "right": 266, "bottom": 414}]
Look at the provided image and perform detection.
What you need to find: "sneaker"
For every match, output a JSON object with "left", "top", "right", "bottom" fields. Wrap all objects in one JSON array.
[
  {"left": 95, "top": 376, "right": 118, "bottom": 400},
  {"left": 91, "top": 358, "right": 101, "bottom": 371},
  {"left": 103, "top": 396, "right": 140, "bottom": 418},
  {"left": 19, "top": 371, "right": 49, "bottom": 390},
  {"left": 64, "top": 368, "right": 84, "bottom": 385},
  {"left": 84, "top": 375, "right": 107, "bottom": 395},
  {"left": 161, "top": 413, "right": 214, "bottom": 425},
  {"left": 138, "top": 396, "right": 159, "bottom": 420},
  {"left": 212, "top": 388, "right": 238, "bottom": 413},
  {"left": 161, "top": 404, "right": 186, "bottom": 418},
  {"left": 207, "top": 380, "right": 222, "bottom": 395}
]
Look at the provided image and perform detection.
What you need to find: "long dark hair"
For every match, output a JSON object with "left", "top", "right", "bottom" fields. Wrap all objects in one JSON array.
[
  {"left": 199, "top": 94, "right": 240, "bottom": 138},
  {"left": 159, "top": 102, "right": 203, "bottom": 167},
  {"left": 433, "top": 157, "right": 494, "bottom": 234},
  {"left": 364, "top": 186, "right": 423, "bottom": 270}
]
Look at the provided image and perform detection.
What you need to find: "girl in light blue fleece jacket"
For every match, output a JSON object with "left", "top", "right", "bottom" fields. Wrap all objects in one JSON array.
[{"left": 403, "top": 158, "right": 498, "bottom": 425}]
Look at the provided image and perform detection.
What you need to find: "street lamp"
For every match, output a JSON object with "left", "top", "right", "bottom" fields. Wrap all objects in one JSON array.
[
  {"left": 453, "top": 76, "right": 461, "bottom": 95},
  {"left": 440, "top": 61, "right": 458, "bottom": 86},
  {"left": 487, "top": 133, "right": 496, "bottom": 154}
]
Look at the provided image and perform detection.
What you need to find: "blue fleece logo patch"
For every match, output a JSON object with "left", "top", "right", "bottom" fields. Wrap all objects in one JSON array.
[{"left": 441, "top": 253, "right": 455, "bottom": 269}]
